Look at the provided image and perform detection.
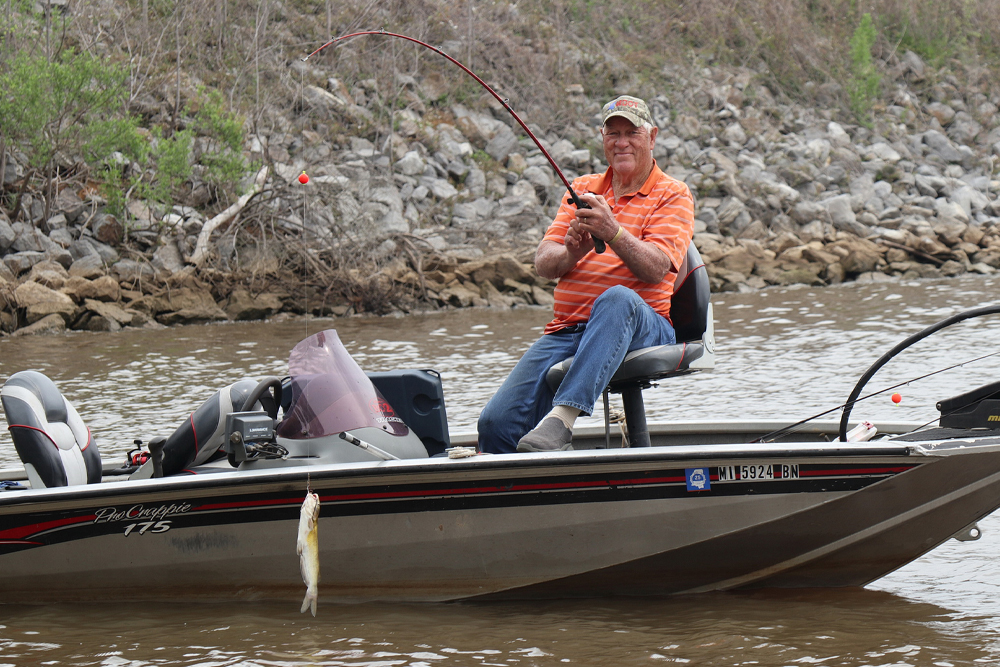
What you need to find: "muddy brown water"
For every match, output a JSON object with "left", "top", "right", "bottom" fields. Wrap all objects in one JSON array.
[{"left": 1, "top": 274, "right": 1000, "bottom": 665}]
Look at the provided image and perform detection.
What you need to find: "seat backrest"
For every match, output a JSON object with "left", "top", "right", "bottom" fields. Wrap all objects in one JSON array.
[
  {"left": 670, "top": 242, "right": 710, "bottom": 343},
  {"left": 157, "top": 379, "right": 259, "bottom": 476},
  {"left": 1, "top": 371, "right": 102, "bottom": 489}
]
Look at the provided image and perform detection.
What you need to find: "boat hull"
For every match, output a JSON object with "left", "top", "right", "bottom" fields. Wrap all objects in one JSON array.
[{"left": 3, "top": 428, "right": 998, "bottom": 603}]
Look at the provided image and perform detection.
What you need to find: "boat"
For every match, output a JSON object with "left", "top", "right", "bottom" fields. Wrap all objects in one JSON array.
[{"left": 1, "top": 244, "right": 999, "bottom": 604}]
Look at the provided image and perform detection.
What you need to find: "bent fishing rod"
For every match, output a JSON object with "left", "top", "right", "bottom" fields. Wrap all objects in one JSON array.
[{"left": 302, "top": 29, "right": 607, "bottom": 253}]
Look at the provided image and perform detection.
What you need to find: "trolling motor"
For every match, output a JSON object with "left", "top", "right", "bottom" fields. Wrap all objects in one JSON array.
[{"left": 938, "top": 380, "right": 1000, "bottom": 430}]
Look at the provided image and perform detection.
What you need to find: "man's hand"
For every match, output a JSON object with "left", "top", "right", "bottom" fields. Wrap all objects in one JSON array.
[
  {"left": 536, "top": 191, "right": 672, "bottom": 283},
  {"left": 571, "top": 193, "right": 619, "bottom": 244}
]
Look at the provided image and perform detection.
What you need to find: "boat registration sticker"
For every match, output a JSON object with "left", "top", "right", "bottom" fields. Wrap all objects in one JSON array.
[
  {"left": 716, "top": 464, "right": 800, "bottom": 481},
  {"left": 685, "top": 467, "right": 711, "bottom": 492}
]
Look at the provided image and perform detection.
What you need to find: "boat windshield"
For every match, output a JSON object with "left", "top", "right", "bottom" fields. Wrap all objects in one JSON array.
[{"left": 275, "top": 329, "right": 409, "bottom": 439}]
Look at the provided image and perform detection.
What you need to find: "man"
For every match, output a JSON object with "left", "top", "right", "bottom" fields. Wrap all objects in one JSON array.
[{"left": 477, "top": 95, "right": 695, "bottom": 453}]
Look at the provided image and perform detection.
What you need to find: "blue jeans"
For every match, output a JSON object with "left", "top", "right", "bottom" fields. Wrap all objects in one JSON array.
[{"left": 478, "top": 285, "right": 676, "bottom": 453}]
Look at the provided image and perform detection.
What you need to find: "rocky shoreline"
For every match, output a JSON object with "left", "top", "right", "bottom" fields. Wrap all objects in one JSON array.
[{"left": 2, "top": 50, "right": 1000, "bottom": 336}]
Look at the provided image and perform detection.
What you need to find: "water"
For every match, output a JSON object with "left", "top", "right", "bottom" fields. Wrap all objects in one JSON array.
[{"left": 1, "top": 273, "right": 999, "bottom": 665}]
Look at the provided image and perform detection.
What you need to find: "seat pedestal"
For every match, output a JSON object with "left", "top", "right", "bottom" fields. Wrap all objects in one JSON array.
[{"left": 621, "top": 386, "right": 651, "bottom": 448}]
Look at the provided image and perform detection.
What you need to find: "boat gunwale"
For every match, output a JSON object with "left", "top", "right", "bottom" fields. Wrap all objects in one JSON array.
[{"left": 3, "top": 418, "right": 999, "bottom": 511}]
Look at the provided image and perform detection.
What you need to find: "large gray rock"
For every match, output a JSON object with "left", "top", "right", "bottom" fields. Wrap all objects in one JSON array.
[
  {"left": 11, "top": 222, "right": 54, "bottom": 253},
  {"left": 14, "top": 280, "right": 77, "bottom": 324},
  {"left": 152, "top": 242, "right": 185, "bottom": 274},
  {"left": 69, "top": 237, "right": 118, "bottom": 263},
  {"left": 49, "top": 228, "right": 73, "bottom": 248},
  {"left": 823, "top": 195, "right": 856, "bottom": 226},
  {"left": 113, "top": 259, "right": 156, "bottom": 283},
  {"left": 925, "top": 102, "right": 956, "bottom": 125},
  {"left": 62, "top": 275, "right": 119, "bottom": 302},
  {"left": 12, "top": 313, "right": 66, "bottom": 337},
  {"left": 151, "top": 288, "right": 229, "bottom": 325},
  {"left": 550, "top": 139, "right": 575, "bottom": 164},
  {"left": 923, "top": 130, "right": 963, "bottom": 163},
  {"left": 81, "top": 299, "right": 141, "bottom": 329},
  {"left": 950, "top": 186, "right": 989, "bottom": 218},
  {"left": 485, "top": 125, "right": 518, "bottom": 163},
  {"left": 362, "top": 181, "right": 408, "bottom": 234},
  {"left": 27, "top": 260, "right": 69, "bottom": 290},
  {"left": 4, "top": 251, "right": 46, "bottom": 275},
  {"left": 91, "top": 213, "right": 123, "bottom": 245},
  {"left": 716, "top": 198, "right": 747, "bottom": 226},
  {"left": 452, "top": 105, "right": 504, "bottom": 145},
  {"left": 902, "top": 50, "right": 925, "bottom": 79},
  {"left": 225, "top": 289, "right": 284, "bottom": 321},
  {"left": 935, "top": 200, "right": 970, "bottom": 224},
  {"left": 302, "top": 85, "right": 346, "bottom": 115},
  {"left": 867, "top": 143, "right": 901, "bottom": 163},
  {"left": 522, "top": 166, "right": 553, "bottom": 190},
  {"left": 466, "top": 166, "right": 486, "bottom": 197},
  {"left": 0, "top": 214, "right": 15, "bottom": 250},
  {"left": 723, "top": 123, "right": 747, "bottom": 145},
  {"left": 424, "top": 177, "right": 458, "bottom": 201},
  {"left": 68, "top": 254, "right": 105, "bottom": 279},
  {"left": 54, "top": 188, "right": 86, "bottom": 223},
  {"left": 827, "top": 122, "right": 851, "bottom": 147},
  {"left": 394, "top": 151, "right": 425, "bottom": 176}
]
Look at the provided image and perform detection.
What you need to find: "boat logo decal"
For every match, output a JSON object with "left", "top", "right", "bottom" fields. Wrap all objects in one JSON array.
[
  {"left": 93, "top": 503, "right": 192, "bottom": 524},
  {"left": 685, "top": 467, "right": 711, "bottom": 492}
]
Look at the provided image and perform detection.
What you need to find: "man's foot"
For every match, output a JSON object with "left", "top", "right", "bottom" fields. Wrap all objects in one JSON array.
[{"left": 516, "top": 417, "right": 573, "bottom": 452}]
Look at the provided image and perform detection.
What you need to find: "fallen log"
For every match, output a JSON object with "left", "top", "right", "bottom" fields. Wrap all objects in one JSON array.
[{"left": 190, "top": 166, "right": 269, "bottom": 267}]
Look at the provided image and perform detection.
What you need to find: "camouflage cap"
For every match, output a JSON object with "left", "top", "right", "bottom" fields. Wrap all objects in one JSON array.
[{"left": 601, "top": 95, "right": 652, "bottom": 128}]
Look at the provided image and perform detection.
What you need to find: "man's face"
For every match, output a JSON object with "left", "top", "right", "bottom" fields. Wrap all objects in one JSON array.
[{"left": 602, "top": 116, "right": 657, "bottom": 182}]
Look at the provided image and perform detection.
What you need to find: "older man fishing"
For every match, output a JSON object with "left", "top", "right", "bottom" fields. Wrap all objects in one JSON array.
[{"left": 478, "top": 95, "right": 696, "bottom": 453}]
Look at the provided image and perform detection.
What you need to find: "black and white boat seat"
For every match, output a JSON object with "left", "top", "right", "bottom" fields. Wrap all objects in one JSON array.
[
  {"left": 0, "top": 371, "right": 102, "bottom": 489},
  {"left": 131, "top": 379, "right": 259, "bottom": 479},
  {"left": 546, "top": 241, "right": 715, "bottom": 448}
]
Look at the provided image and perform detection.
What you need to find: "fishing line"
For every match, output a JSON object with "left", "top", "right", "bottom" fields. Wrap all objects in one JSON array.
[
  {"left": 753, "top": 349, "right": 1000, "bottom": 444},
  {"left": 301, "top": 28, "right": 607, "bottom": 253}
]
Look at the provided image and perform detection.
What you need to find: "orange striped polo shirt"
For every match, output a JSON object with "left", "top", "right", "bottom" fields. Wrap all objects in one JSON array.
[{"left": 542, "top": 165, "right": 694, "bottom": 334}]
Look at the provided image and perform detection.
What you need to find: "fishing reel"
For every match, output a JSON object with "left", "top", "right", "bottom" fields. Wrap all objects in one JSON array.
[{"left": 224, "top": 411, "right": 288, "bottom": 466}]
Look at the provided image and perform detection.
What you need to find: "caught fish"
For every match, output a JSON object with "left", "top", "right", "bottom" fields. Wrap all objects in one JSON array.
[{"left": 297, "top": 490, "right": 320, "bottom": 616}]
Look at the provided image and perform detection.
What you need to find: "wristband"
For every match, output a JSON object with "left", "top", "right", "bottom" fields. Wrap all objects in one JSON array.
[{"left": 609, "top": 226, "right": 624, "bottom": 244}]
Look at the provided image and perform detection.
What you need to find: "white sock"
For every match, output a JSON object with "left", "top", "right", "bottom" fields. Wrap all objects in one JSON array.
[{"left": 545, "top": 405, "right": 581, "bottom": 430}]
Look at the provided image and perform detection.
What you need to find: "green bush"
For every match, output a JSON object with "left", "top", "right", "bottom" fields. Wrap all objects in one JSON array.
[
  {"left": 0, "top": 49, "right": 144, "bottom": 168},
  {"left": 0, "top": 48, "right": 145, "bottom": 220},
  {"left": 847, "top": 13, "right": 880, "bottom": 126},
  {"left": 188, "top": 87, "right": 253, "bottom": 194},
  {"left": 145, "top": 127, "right": 194, "bottom": 204}
]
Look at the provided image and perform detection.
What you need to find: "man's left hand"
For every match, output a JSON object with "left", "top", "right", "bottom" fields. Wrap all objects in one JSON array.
[{"left": 572, "top": 193, "right": 619, "bottom": 244}]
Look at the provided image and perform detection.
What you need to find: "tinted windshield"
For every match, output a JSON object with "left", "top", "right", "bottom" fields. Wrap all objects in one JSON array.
[{"left": 275, "top": 329, "right": 409, "bottom": 439}]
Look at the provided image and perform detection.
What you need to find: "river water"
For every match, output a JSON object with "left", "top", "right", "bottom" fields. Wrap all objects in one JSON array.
[{"left": 1, "top": 273, "right": 999, "bottom": 665}]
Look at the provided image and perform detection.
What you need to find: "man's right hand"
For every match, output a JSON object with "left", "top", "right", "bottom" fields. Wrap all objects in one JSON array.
[
  {"left": 563, "top": 223, "right": 595, "bottom": 260},
  {"left": 535, "top": 238, "right": 588, "bottom": 279}
]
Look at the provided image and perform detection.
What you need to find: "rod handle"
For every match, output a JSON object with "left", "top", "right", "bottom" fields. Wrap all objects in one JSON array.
[{"left": 566, "top": 191, "right": 605, "bottom": 254}]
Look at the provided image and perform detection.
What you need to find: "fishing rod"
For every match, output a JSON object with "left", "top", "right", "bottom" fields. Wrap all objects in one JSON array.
[
  {"left": 753, "top": 348, "right": 1000, "bottom": 443},
  {"left": 838, "top": 303, "right": 1000, "bottom": 441},
  {"left": 301, "top": 29, "right": 607, "bottom": 253}
]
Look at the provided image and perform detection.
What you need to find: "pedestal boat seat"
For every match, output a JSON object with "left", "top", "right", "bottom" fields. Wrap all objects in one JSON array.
[
  {"left": 545, "top": 242, "right": 715, "bottom": 448},
  {"left": 0, "top": 371, "right": 102, "bottom": 489}
]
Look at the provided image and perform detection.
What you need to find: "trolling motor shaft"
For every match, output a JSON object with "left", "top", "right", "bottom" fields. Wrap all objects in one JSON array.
[{"left": 302, "top": 29, "right": 606, "bottom": 253}]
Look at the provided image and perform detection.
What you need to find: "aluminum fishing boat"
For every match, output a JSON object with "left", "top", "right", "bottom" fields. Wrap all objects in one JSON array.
[{"left": 1, "top": 245, "right": 999, "bottom": 604}]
